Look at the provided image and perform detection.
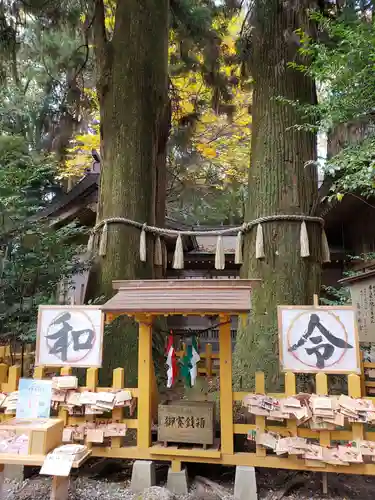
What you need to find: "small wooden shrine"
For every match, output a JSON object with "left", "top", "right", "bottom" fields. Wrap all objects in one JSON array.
[{"left": 101, "top": 279, "right": 259, "bottom": 457}]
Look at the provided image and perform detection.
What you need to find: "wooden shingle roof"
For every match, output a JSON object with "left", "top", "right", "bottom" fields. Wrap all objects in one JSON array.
[{"left": 101, "top": 279, "right": 260, "bottom": 314}]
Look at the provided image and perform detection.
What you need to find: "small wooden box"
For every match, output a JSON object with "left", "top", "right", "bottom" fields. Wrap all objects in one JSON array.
[
  {"left": 158, "top": 401, "right": 214, "bottom": 446},
  {"left": 0, "top": 418, "right": 64, "bottom": 456}
]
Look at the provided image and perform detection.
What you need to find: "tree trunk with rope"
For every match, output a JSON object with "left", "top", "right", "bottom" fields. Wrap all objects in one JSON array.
[
  {"left": 233, "top": 0, "right": 322, "bottom": 390},
  {"left": 89, "top": 0, "right": 169, "bottom": 383}
]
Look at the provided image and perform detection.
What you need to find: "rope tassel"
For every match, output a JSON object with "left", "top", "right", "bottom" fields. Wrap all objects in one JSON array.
[
  {"left": 235, "top": 231, "right": 243, "bottom": 264},
  {"left": 300, "top": 221, "right": 310, "bottom": 258},
  {"left": 173, "top": 233, "right": 184, "bottom": 269},
  {"left": 87, "top": 232, "right": 95, "bottom": 253},
  {"left": 154, "top": 235, "right": 163, "bottom": 266},
  {"left": 99, "top": 223, "right": 108, "bottom": 257},
  {"left": 255, "top": 224, "right": 265, "bottom": 259},
  {"left": 140, "top": 224, "right": 147, "bottom": 262},
  {"left": 215, "top": 235, "right": 225, "bottom": 270},
  {"left": 321, "top": 228, "right": 331, "bottom": 263}
]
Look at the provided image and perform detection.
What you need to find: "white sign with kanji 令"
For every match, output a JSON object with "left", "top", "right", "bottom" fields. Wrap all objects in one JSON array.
[{"left": 278, "top": 306, "right": 360, "bottom": 374}]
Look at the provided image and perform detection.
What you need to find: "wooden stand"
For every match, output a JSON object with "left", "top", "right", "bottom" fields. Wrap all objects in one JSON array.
[
  {"left": 0, "top": 450, "right": 91, "bottom": 500},
  {"left": 0, "top": 442, "right": 91, "bottom": 500},
  {"left": 0, "top": 418, "right": 64, "bottom": 456},
  {"left": 50, "top": 476, "right": 69, "bottom": 500}
]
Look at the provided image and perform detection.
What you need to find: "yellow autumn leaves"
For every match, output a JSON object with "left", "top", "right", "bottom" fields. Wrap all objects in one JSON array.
[{"left": 64, "top": 14, "right": 251, "bottom": 187}]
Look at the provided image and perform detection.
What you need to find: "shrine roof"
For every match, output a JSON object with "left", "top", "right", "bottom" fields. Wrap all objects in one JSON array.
[
  {"left": 101, "top": 279, "right": 260, "bottom": 314},
  {"left": 338, "top": 269, "right": 375, "bottom": 285}
]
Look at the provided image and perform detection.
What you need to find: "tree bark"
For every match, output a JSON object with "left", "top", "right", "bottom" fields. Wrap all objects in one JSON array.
[
  {"left": 233, "top": 0, "right": 321, "bottom": 390},
  {"left": 92, "top": 0, "right": 169, "bottom": 382}
]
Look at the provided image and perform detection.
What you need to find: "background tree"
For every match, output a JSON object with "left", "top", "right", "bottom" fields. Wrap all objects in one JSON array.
[
  {"left": 233, "top": 0, "right": 322, "bottom": 390},
  {"left": 296, "top": 7, "right": 375, "bottom": 199},
  {"left": 66, "top": 9, "right": 250, "bottom": 225},
  {"left": 0, "top": 1, "right": 90, "bottom": 161},
  {"left": 88, "top": 0, "right": 169, "bottom": 380},
  {"left": 0, "top": 135, "right": 88, "bottom": 356}
]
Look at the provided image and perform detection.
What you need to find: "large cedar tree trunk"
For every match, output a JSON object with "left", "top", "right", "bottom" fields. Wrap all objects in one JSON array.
[
  {"left": 233, "top": 0, "right": 322, "bottom": 390},
  {"left": 92, "top": 1, "right": 169, "bottom": 382}
]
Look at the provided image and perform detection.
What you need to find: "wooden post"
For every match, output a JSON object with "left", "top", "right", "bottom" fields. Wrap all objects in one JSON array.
[
  {"left": 34, "top": 366, "right": 45, "bottom": 380},
  {"left": 316, "top": 373, "right": 330, "bottom": 496},
  {"left": 137, "top": 315, "right": 153, "bottom": 450},
  {"left": 255, "top": 371, "right": 266, "bottom": 457},
  {"left": 0, "top": 364, "right": 8, "bottom": 388},
  {"left": 50, "top": 476, "right": 69, "bottom": 500},
  {"left": 205, "top": 343, "right": 213, "bottom": 377},
  {"left": 112, "top": 367, "right": 125, "bottom": 448},
  {"left": 360, "top": 356, "right": 366, "bottom": 397},
  {"left": 86, "top": 367, "right": 98, "bottom": 390},
  {"left": 171, "top": 460, "right": 181, "bottom": 472},
  {"left": 7, "top": 365, "right": 20, "bottom": 392},
  {"left": 60, "top": 367, "right": 72, "bottom": 376},
  {"left": 23, "top": 344, "right": 33, "bottom": 377},
  {"left": 59, "top": 367, "right": 72, "bottom": 425},
  {"left": 313, "top": 294, "right": 319, "bottom": 307},
  {"left": 151, "top": 364, "right": 159, "bottom": 422},
  {"left": 348, "top": 374, "right": 364, "bottom": 440},
  {"left": 315, "top": 373, "right": 330, "bottom": 445},
  {"left": 285, "top": 372, "right": 297, "bottom": 437},
  {"left": 85, "top": 368, "right": 98, "bottom": 449},
  {"left": 219, "top": 315, "right": 233, "bottom": 455}
]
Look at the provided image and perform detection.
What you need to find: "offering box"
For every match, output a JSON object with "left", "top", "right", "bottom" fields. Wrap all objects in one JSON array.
[{"left": 158, "top": 401, "right": 214, "bottom": 446}]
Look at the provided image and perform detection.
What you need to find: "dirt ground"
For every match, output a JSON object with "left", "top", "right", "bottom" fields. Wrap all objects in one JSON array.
[{"left": 4, "top": 460, "right": 375, "bottom": 499}]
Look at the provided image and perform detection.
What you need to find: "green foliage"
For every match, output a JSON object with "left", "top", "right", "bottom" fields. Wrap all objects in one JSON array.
[
  {"left": 167, "top": 154, "right": 247, "bottom": 224},
  {"left": 0, "top": 1, "right": 90, "bottom": 153},
  {"left": 325, "top": 136, "right": 375, "bottom": 197},
  {"left": 65, "top": 3, "right": 249, "bottom": 226},
  {"left": 320, "top": 285, "right": 351, "bottom": 305},
  {"left": 168, "top": 9, "right": 250, "bottom": 225},
  {"left": 294, "top": 11, "right": 375, "bottom": 198},
  {"left": 302, "top": 12, "right": 375, "bottom": 125},
  {"left": 320, "top": 252, "right": 375, "bottom": 306},
  {"left": 0, "top": 136, "right": 89, "bottom": 343},
  {"left": 0, "top": 136, "right": 56, "bottom": 216}
]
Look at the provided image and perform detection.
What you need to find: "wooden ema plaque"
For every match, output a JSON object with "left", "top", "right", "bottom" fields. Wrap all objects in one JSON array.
[{"left": 158, "top": 401, "right": 214, "bottom": 446}]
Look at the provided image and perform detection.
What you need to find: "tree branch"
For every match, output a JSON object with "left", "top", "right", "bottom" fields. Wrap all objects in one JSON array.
[{"left": 93, "top": 0, "right": 108, "bottom": 76}]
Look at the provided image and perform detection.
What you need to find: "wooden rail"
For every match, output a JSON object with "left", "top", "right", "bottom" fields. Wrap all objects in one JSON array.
[
  {"left": 0, "top": 345, "right": 34, "bottom": 376},
  {"left": 0, "top": 358, "right": 375, "bottom": 474},
  {"left": 0, "top": 366, "right": 374, "bottom": 473}
]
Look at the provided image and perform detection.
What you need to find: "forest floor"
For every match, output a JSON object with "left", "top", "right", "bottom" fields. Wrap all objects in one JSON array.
[{"left": 3, "top": 460, "right": 375, "bottom": 499}]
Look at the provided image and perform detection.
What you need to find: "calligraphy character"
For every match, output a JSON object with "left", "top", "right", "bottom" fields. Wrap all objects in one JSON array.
[
  {"left": 177, "top": 416, "right": 185, "bottom": 428},
  {"left": 305, "top": 344, "right": 335, "bottom": 369},
  {"left": 46, "top": 312, "right": 95, "bottom": 362},
  {"left": 289, "top": 314, "right": 353, "bottom": 369}
]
